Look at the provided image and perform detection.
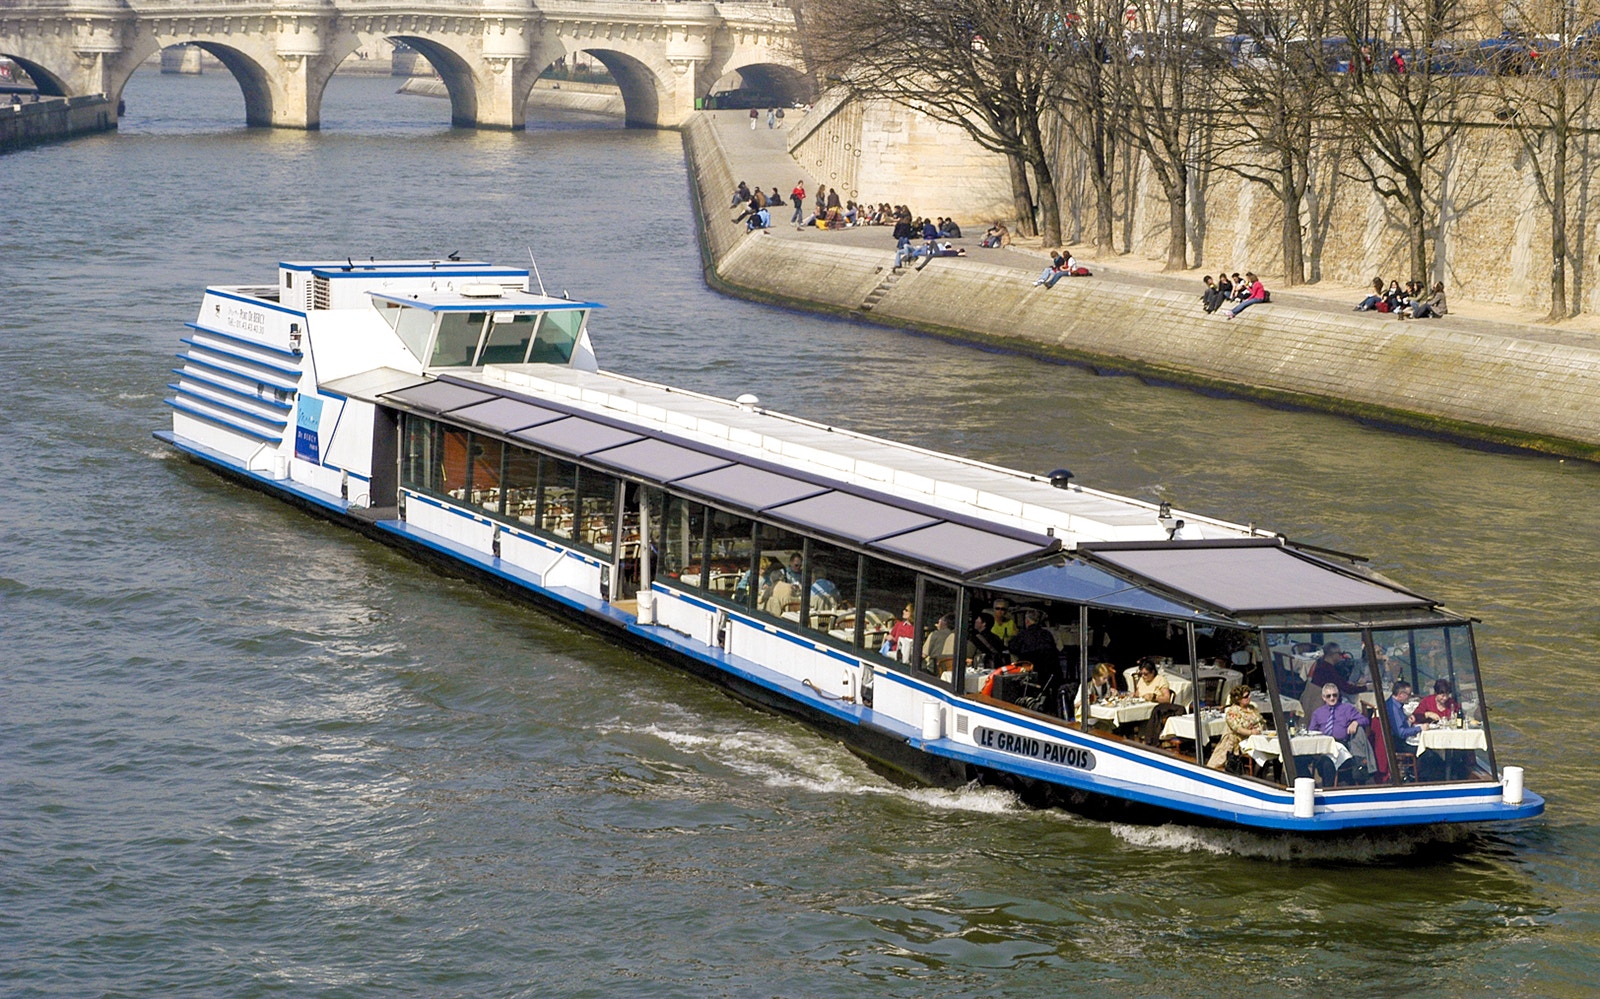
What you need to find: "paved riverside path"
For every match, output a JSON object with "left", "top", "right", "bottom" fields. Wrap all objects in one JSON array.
[
  {"left": 687, "top": 109, "right": 1600, "bottom": 457},
  {"left": 701, "top": 109, "right": 1600, "bottom": 355}
]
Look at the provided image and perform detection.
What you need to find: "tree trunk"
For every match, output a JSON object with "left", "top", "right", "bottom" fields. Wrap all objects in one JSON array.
[
  {"left": 1279, "top": 151, "right": 1306, "bottom": 286},
  {"left": 1164, "top": 169, "right": 1188, "bottom": 271},
  {"left": 1023, "top": 116, "right": 1062, "bottom": 246},
  {"left": 1088, "top": 95, "right": 1115, "bottom": 251},
  {"left": 1549, "top": 132, "right": 1569, "bottom": 321},
  {"left": 1405, "top": 174, "right": 1428, "bottom": 284},
  {"left": 1007, "top": 152, "right": 1037, "bottom": 237}
]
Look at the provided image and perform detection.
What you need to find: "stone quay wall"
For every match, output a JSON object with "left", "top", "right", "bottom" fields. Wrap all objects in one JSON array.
[
  {"left": 0, "top": 95, "right": 115, "bottom": 154},
  {"left": 681, "top": 112, "right": 1600, "bottom": 459}
]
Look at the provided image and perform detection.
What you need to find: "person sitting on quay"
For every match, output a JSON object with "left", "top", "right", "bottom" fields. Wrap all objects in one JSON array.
[
  {"left": 1227, "top": 272, "right": 1247, "bottom": 302},
  {"left": 1216, "top": 272, "right": 1234, "bottom": 301},
  {"left": 938, "top": 217, "right": 963, "bottom": 238},
  {"left": 744, "top": 206, "right": 771, "bottom": 232},
  {"left": 1033, "top": 248, "right": 1066, "bottom": 287},
  {"left": 1201, "top": 274, "right": 1226, "bottom": 313},
  {"left": 1400, "top": 282, "right": 1447, "bottom": 320},
  {"left": 979, "top": 221, "right": 1011, "bottom": 248},
  {"left": 1354, "top": 277, "right": 1385, "bottom": 311},
  {"left": 893, "top": 235, "right": 917, "bottom": 271},
  {"left": 729, "top": 180, "right": 751, "bottom": 208},
  {"left": 920, "top": 218, "right": 939, "bottom": 241},
  {"left": 1222, "top": 272, "right": 1269, "bottom": 319},
  {"left": 766, "top": 187, "right": 784, "bottom": 209},
  {"left": 731, "top": 188, "right": 766, "bottom": 226}
]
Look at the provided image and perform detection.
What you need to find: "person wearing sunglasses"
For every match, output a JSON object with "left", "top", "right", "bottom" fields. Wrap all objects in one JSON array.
[{"left": 1307, "top": 683, "right": 1378, "bottom": 783}]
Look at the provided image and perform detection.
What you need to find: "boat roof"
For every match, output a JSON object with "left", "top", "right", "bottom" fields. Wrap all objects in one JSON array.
[
  {"left": 326, "top": 363, "right": 1447, "bottom": 624},
  {"left": 369, "top": 290, "right": 603, "bottom": 312}
]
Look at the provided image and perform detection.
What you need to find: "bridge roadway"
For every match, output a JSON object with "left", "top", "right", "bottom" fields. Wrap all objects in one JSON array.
[{"left": 0, "top": 0, "right": 802, "bottom": 130}]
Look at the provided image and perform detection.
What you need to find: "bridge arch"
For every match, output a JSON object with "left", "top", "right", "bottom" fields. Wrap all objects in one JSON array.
[
  {"left": 571, "top": 49, "right": 666, "bottom": 129},
  {"left": 707, "top": 61, "right": 813, "bottom": 107},
  {"left": 0, "top": 54, "right": 71, "bottom": 97},
  {"left": 385, "top": 35, "right": 479, "bottom": 127}
]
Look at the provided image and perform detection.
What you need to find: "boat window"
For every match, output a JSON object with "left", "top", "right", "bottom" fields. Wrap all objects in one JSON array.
[
  {"left": 469, "top": 435, "right": 503, "bottom": 515},
  {"left": 860, "top": 556, "right": 918, "bottom": 670},
  {"left": 706, "top": 508, "right": 757, "bottom": 608},
  {"left": 917, "top": 579, "right": 963, "bottom": 687},
  {"left": 540, "top": 455, "right": 578, "bottom": 540},
  {"left": 753, "top": 523, "right": 807, "bottom": 622},
  {"left": 576, "top": 466, "right": 618, "bottom": 555},
  {"left": 394, "top": 306, "right": 434, "bottom": 363},
  {"left": 401, "top": 414, "right": 442, "bottom": 494},
  {"left": 502, "top": 444, "right": 540, "bottom": 526},
  {"left": 1373, "top": 624, "right": 1491, "bottom": 782},
  {"left": 803, "top": 539, "right": 860, "bottom": 647},
  {"left": 658, "top": 494, "right": 708, "bottom": 591},
  {"left": 529, "top": 308, "right": 584, "bottom": 364},
  {"left": 374, "top": 300, "right": 401, "bottom": 330},
  {"left": 478, "top": 313, "right": 538, "bottom": 365},
  {"left": 1266, "top": 629, "right": 1387, "bottom": 786},
  {"left": 430, "top": 311, "right": 488, "bottom": 367},
  {"left": 440, "top": 427, "right": 472, "bottom": 500}
]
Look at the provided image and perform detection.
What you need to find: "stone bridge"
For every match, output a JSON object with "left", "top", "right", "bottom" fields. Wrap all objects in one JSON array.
[{"left": 0, "top": 0, "right": 805, "bottom": 129}]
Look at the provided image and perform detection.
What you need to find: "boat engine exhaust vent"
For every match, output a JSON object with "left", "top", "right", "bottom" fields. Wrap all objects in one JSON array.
[{"left": 311, "top": 275, "right": 330, "bottom": 311}]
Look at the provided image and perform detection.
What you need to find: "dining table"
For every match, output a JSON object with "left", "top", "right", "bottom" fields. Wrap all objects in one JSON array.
[
  {"left": 1415, "top": 725, "right": 1488, "bottom": 756},
  {"left": 1160, "top": 709, "right": 1227, "bottom": 744},
  {"left": 1242, "top": 732, "right": 1353, "bottom": 770},
  {"left": 1087, "top": 697, "right": 1157, "bottom": 726}
]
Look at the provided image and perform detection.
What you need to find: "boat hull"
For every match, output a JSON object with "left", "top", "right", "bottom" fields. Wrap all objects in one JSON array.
[{"left": 155, "top": 429, "right": 1546, "bottom": 835}]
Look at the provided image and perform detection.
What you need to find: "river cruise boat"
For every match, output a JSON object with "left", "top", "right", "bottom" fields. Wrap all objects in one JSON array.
[{"left": 156, "top": 258, "right": 1542, "bottom": 834}]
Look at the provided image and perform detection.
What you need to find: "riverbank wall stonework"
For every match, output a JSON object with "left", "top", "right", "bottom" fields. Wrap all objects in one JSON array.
[
  {"left": 681, "top": 112, "right": 1600, "bottom": 459},
  {"left": 0, "top": 95, "right": 114, "bottom": 153}
]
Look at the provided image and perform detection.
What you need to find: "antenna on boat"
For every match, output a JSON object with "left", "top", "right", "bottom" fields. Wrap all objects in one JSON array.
[{"left": 526, "top": 246, "right": 548, "bottom": 297}]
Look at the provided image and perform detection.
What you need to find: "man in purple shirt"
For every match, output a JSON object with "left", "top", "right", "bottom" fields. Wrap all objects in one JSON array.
[{"left": 1308, "top": 682, "right": 1377, "bottom": 780}]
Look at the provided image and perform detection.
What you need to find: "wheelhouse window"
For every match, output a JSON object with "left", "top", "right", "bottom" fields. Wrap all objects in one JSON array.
[
  {"left": 1373, "top": 624, "right": 1491, "bottom": 783},
  {"left": 389, "top": 305, "right": 434, "bottom": 363},
  {"left": 529, "top": 308, "right": 585, "bottom": 364},
  {"left": 478, "top": 313, "right": 538, "bottom": 365},
  {"left": 430, "top": 311, "right": 488, "bottom": 367}
]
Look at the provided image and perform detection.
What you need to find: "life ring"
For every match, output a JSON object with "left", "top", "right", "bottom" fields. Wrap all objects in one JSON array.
[{"left": 980, "top": 661, "right": 1033, "bottom": 698}]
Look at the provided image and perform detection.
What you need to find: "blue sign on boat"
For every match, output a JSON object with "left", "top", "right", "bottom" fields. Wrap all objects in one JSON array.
[{"left": 294, "top": 396, "right": 322, "bottom": 462}]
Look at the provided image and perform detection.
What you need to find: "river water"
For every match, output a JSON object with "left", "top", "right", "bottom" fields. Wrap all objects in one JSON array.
[{"left": 3, "top": 70, "right": 1598, "bottom": 997}]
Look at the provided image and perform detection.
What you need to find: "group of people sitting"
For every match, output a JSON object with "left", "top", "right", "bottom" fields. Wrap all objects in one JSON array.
[
  {"left": 1201, "top": 271, "right": 1271, "bottom": 318},
  {"left": 1354, "top": 278, "right": 1449, "bottom": 319},
  {"left": 914, "top": 599, "right": 1079, "bottom": 719},
  {"left": 729, "top": 180, "right": 789, "bottom": 232},
  {"left": 1030, "top": 248, "right": 1092, "bottom": 288}
]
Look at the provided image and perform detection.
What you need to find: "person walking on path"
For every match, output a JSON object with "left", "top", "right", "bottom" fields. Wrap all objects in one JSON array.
[
  {"left": 766, "top": 108, "right": 776, "bottom": 129},
  {"left": 1224, "top": 272, "right": 1269, "bottom": 319},
  {"left": 749, "top": 107, "right": 759, "bottom": 130},
  {"left": 790, "top": 181, "right": 806, "bottom": 224}
]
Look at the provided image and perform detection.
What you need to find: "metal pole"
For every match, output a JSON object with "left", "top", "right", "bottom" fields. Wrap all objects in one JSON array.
[
  {"left": 1187, "top": 622, "right": 1203, "bottom": 765},
  {"left": 1078, "top": 604, "right": 1090, "bottom": 733},
  {"left": 1260, "top": 630, "right": 1296, "bottom": 786},
  {"left": 636, "top": 486, "right": 654, "bottom": 624}
]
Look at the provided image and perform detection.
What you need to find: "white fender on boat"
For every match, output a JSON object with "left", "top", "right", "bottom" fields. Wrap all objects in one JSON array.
[
  {"left": 1503, "top": 766, "right": 1525, "bottom": 805},
  {"left": 921, "top": 701, "right": 943, "bottom": 741},
  {"left": 1293, "top": 777, "right": 1315, "bottom": 818}
]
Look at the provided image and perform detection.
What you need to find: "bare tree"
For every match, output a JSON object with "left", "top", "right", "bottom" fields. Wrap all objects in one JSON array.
[
  {"left": 1104, "top": 0, "right": 1212, "bottom": 270},
  {"left": 1052, "top": 0, "right": 1129, "bottom": 251},
  {"left": 1487, "top": 0, "right": 1600, "bottom": 318},
  {"left": 1328, "top": 0, "right": 1474, "bottom": 283},
  {"left": 1209, "top": 0, "right": 1343, "bottom": 285},
  {"left": 806, "top": 0, "right": 1070, "bottom": 242}
]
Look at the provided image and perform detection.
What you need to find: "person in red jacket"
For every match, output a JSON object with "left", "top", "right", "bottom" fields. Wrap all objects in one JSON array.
[{"left": 1224, "top": 272, "right": 1269, "bottom": 319}]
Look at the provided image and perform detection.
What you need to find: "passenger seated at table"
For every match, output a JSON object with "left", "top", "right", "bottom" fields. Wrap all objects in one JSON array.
[
  {"left": 1087, "top": 662, "right": 1119, "bottom": 704},
  {"left": 968, "top": 612, "right": 1009, "bottom": 670},
  {"left": 1134, "top": 659, "right": 1184, "bottom": 745},
  {"left": 922, "top": 613, "right": 958, "bottom": 669},
  {"left": 1307, "top": 682, "right": 1378, "bottom": 782},
  {"left": 1207, "top": 684, "right": 1265, "bottom": 770},
  {"left": 1385, "top": 681, "right": 1428, "bottom": 744},
  {"left": 1308, "top": 642, "right": 1369, "bottom": 697},
  {"left": 759, "top": 567, "right": 798, "bottom": 617},
  {"left": 1414, "top": 678, "right": 1458, "bottom": 723}
]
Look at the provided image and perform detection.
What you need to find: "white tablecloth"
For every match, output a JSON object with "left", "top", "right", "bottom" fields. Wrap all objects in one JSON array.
[
  {"left": 1243, "top": 733, "right": 1352, "bottom": 769},
  {"left": 1161, "top": 711, "right": 1227, "bottom": 743},
  {"left": 1088, "top": 699, "right": 1157, "bottom": 725},
  {"left": 1416, "top": 727, "right": 1488, "bottom": 756}
]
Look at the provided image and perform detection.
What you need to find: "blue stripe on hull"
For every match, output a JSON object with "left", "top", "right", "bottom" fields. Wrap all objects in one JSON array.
[{"left": 154, "top": 429, "right": 1547, "bottom": 833}]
